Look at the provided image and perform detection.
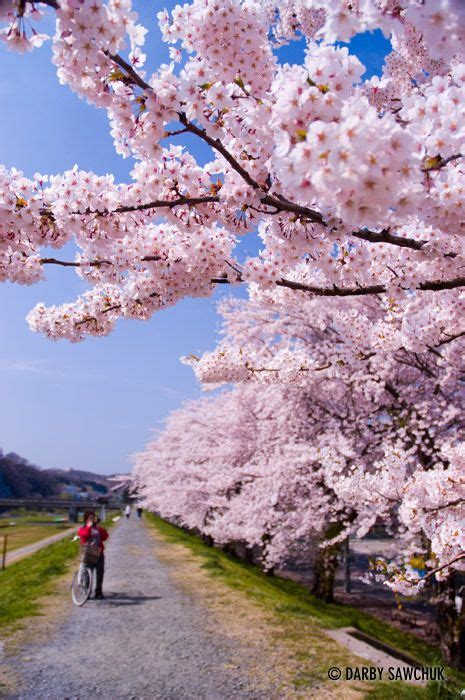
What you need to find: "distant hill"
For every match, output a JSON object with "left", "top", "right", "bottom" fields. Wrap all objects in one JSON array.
[
  {"left": 0, "top": 450, "right": 111, "bottom": 499},
  {"left": 45, "top": 467, "right": 110, "bottom": 495}
]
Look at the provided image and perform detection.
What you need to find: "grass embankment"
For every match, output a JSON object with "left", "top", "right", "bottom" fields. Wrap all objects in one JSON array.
[
  {"left": 0, "top": 511, "right": 73, "bottom": 552},
  {"left": 0, "top": 516, "right": 116, "bottom": 632},
  {"left": 0, "top": 536, "right": 78, "bottom": 632},
  {"left": 146, "top": 513, "right": 464, "bottom": 699}
]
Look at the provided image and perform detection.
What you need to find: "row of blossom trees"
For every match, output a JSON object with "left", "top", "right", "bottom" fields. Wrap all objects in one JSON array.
[
  {"left": 133, "top": 292, "right": 465, "bottom": 666},
  {"left": 1, "top": 0, "right": 464, "bottom": 668}
]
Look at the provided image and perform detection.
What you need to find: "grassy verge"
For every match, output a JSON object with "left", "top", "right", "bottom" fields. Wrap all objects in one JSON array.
[
  {"left": 0, "top": 522, "right": 73, "bottom": 552},
  {"left": 146, "top": 514, "right": 465, "bottom": 699},
  {"left": 0, "top": 510, "right": 120, "bottom": 553},
  {"left": 0, "top": 510, "right": 73, "bottom": 551},
  {"left": 0, "top": 516, "right": 116, "bottom": 632},
  {"left": 0, "top": 536, "right": 79, "bottom": 631}
]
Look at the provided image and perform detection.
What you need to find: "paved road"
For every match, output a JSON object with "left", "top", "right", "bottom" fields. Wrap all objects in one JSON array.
[
  {"left": 4, "top": 528, "right": 77, "bottom": 567},
  {"left": 6, "top": 517, "right": 266, "bottom": 699}
]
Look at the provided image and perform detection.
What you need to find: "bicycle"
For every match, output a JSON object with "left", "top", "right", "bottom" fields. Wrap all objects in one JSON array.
[{"left": 70, "top": 537, "right": 99, "bottom": 607}]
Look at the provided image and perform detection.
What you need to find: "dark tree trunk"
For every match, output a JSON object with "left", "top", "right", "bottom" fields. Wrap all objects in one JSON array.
[
  {"left": 436, "top": 573, "right": 465, "bottom": 670},
  {"left": 244, "top": 546, "right": 254, "bottom": 563},
  {"left": 311, "top": 531, "right": 342, "bottom": 603},
  {"left": 201, "top": 534, "right": 214, "bottom": 547}
]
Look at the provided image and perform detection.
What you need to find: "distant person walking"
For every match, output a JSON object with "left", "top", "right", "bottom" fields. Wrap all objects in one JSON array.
[
  {"left": 124, "top": 504, "right": 131, "bottom": 519},
  {"left": 136, "top": 507, "right": 143, "bottom": 520},
  {"left": 78, "top": 511, "right": 109, "bottom": 599}
]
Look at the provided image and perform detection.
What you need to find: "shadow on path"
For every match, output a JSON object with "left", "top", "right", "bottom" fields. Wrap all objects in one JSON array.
[{"left": 89, "top": 592, "right": 162, "bottom": 606}]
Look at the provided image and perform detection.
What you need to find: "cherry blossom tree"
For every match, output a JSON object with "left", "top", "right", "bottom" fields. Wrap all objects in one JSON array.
[
  {"left": 183, "top": 290, "right": 465, "bottom": 664},
  {"left": 132, "top": 383, "right": 358, "bottom": 600},
  {"left": 135, "top": 283, "right": 465, "bottom": 592},
  {"left": 0, "top": 0, "right": 464, "bottom": 352},
  {"left": 3, "top": 0, "right": 465, "bottom": 666}
]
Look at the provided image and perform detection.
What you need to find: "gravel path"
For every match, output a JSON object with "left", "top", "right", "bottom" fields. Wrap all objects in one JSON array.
[{"left": 7, "top": 517, "right": 267, "bottom": 699}]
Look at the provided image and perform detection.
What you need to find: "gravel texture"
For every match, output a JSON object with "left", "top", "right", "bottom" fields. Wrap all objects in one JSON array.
[{"left": 7, "top": 517, "right": 268, "bottom": 699}]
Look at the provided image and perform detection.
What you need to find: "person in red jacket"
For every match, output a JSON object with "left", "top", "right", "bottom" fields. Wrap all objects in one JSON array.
[{"left": 78, "top": 511, "right": 109, "bottom": 599}]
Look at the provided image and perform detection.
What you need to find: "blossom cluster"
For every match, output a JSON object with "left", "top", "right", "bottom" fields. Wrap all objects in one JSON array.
[{"left": 0, "top": 0, "right": 464, "bottom": 351}]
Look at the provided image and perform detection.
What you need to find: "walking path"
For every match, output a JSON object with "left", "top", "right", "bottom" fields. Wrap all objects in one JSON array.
[
  {"left": 5, "top": 517, "right": 268, "bottom": 699},
  {"left": 4, "top": 527, "right": 77, "bottom": 567}
]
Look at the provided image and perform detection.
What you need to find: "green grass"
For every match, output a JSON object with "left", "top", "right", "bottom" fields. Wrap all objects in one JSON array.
[
  {"left": 0, "top": 516, "right": 115, "bottom": 632},
  {"left": 146, "top": 514, "right": 465, "bottom": 699},
  {"left": 0, "top": 535, "right": 79, "bottom": 631},
  {"left": 365, "top": 682, "right": 461, "bottom": 699},
  {"left": 0, "top": 510, "right": 120, "bottom": 553},
  {"left": 0, "top": 510, "right": 73, "bottom": 551},
  {"left": 1, "top": 510, "right": 73, "bottom": 527},
  {"left": 0, "top": 522, "right": 73, "bottom": 552},
  {"left": 0, "top": 509, "right": 67, "bottom": 522}
]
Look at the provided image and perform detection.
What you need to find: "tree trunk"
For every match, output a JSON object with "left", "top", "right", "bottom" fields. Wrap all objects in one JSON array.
[
  {"left": 343, "top": 537, "right": 351, "bottom": 593},
  {"left": 201, "top": 534, "right": 214, "bottom": 547},
  {"left": 311, "top": 532, "right": 342, "bottom": 603},
  {"left": 436, "top": 573, "right": 465, "bottom": 670}
]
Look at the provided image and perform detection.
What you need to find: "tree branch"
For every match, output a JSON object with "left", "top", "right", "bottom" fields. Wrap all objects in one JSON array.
[
  {"left": 180, "top": 115, "right": 263, "bottom": 193},
  {"left": 40, "top": 255, "right": 164, "bottom": 268},
  {"left": 352, "top": 228, "right": 425, "bottom": 250},
  {"left": 276, "top": 278, "right": 386, "bottom": 296},
  {"left": 26, "top": 0, "right": 59, "bottom": 8},
  {"left": 107, "top": 195, "right": 219, "bottom": 215},
  {"left": 67, "top": 195, "right": 220, "bottom": 217},
  {"left": 178, "top": 118, "right": 431, "bottom": 249},
  {"left": 104, "top": 51, "right": 151, "bottom": 91},
  {"left": 276, "top": 275, "right": 465, "bottom": 297},
  {"left": 409, "top": 552, "right": 465, "bottom": 585},
  {"left": 437, "top": 330, "right": 465, "bottom": 347},
  {"left": 40, "top": 257, "right": 112, "bottom": 268},
  {"left": 423, "top": 498, "right": 464, "bottom": 513},
  {"left": 421, "top": 153, "right": 462, "bottom": 172}
]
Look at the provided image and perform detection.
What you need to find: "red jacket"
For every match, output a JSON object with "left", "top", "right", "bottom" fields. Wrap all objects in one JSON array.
[{"left": 77, "top": 525, "right": 109, "bottom": 554}]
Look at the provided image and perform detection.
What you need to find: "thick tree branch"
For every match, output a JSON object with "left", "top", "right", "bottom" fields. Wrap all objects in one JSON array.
[
  {"left": 276, "top": 275, "right": 465, "bottom": 297},
  {"left": 177, "top": 119, "right": 433, "bottom": 249},
  {"left": 276, "top": 278, "right": 386, "bottom": 296},
  {"left": 352, "top": 228, "right": 425, "bottom": 250}
]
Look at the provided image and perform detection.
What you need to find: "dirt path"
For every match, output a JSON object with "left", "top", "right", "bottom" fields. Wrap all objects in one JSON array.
[
  {"left": 4, "top": 528, "right": 77, "bottom": 567},
  {"left": 4, "top": 517, "right": 271, "bottom": 699}
]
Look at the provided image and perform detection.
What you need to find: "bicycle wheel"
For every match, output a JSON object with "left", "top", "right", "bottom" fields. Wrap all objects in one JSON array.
[{"left": 71, "top": 566, "right": 93, "bottom": 606}]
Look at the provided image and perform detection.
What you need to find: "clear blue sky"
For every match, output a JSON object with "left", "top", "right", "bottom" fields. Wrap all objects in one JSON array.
[{"left": 0, "top": 2, "right": 389, "bottom": 475}]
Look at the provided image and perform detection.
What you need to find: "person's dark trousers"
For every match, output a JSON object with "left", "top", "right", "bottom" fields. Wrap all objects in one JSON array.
[{"left": 95, "top": 553, "right": 105, "bottom": 595}]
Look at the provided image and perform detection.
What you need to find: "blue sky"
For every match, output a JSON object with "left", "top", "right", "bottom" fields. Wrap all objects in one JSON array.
[{"left": 0, "top": 2, "right": 389, "bottom": 475}]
